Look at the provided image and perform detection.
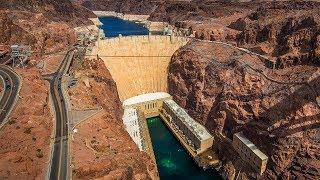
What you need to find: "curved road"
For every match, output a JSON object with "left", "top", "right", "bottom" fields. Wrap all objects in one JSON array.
[
  {"left": 0, "top": 65, "right": 21, "bottom": 126},
  {"left": 48, "top": 49, "right": 75, "bottom": 180}
]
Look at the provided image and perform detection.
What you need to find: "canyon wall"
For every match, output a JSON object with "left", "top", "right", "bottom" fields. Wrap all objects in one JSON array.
[
  {"left": 81, "top": 0, "right": 163, "bottom": 15},
  {"left": 168, "top": 40, "right": 320, "bottom": 179},
  {"left": 233, "top": 1, "right": 320, "bottom": 68},
  {"left": 68, "top": 57, "right": 158, "bottom": 179}
]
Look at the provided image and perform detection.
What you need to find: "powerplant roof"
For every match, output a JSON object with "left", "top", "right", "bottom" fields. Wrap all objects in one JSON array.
[
  {"left": 164, "top": 99, "right": 212, "bottom": 141},
  {"left": 123, "top": 92, "right": 171, "bottom": 107},
  {"left": 234, "top": 132, "right": 268, "bottom": 160}
]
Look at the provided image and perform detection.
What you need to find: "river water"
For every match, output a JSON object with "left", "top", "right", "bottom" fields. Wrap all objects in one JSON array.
[
  {"left": 148, "top": 117, "right": 221, "bottom": 180},
  {"left": 100, "top": 16, "right": 221, "bottom": 179}
]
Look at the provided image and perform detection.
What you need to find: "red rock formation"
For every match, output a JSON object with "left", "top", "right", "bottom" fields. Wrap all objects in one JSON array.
[
  {"left": 69, "top": 57, "right": 157, "bottom": 179},
  {"left": 0, "top": 0, "right": 96, "bottom": 64},
  {"left": 168, "top": 40, "right": 320, "bottom": 179},
  {"left": 82, "top": 0, "right": 163, "bottom": 15},
  {"left": 234, "top": 1, "right": 320, "bottom": 68},
  {"left": 0, "top": 11, "right": 77, "bottom": 63},
  {"left": 0, "top": 0, "right": 95, "bottom": 26},
  {"left": 0, "top": 68, "right": 53, "bottom": 179}
]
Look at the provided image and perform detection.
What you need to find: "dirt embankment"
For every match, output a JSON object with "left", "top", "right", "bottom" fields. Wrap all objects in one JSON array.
[
  {"left": 168, "top": 40, "right": 320, "bottom": 179},
  {"left": 69, "top": 57, "right": 157, "bottom": 179},
  {"left": 0, "top": 68, "right": 53, "bottom": 179}
]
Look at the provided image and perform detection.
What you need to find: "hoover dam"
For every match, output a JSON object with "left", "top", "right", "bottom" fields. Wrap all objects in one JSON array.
[
  {"left": 91, "top": 34, "right": 188, "bottom": 101},
  {"left": 84, "top": 15, "right": 276, "bottom": 179},
  {"left": 89, "top": 16, "right": 222, "bottom": 179},
  {"left": 1, "top": 1, "right": 320, "bottom": 180}
]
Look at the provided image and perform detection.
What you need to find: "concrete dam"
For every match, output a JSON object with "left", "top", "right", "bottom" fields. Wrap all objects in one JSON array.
[
  {"left": 86, "top": 16, "right": 224, "bottom": 179},
  {"left": 91, "top": 35, "right": 188, "bottom": 101}
]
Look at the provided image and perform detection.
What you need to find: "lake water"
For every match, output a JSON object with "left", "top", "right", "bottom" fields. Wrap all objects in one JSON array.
[{"left": 99, "top": 16, "right": 149, "bottom": 37}]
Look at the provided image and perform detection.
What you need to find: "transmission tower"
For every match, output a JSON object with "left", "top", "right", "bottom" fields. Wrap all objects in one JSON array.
[{"left": 10, "top": 45, "right": 31, "bottom": 67}]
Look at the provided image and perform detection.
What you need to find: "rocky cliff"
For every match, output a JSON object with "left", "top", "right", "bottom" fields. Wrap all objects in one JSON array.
[
  {"left": 233, "top": 1, "right": 320, "bottom": 68},
  {"left": 0, "top": 0, "right": 95, "bottom": 26},
  {"left": 168, "top": 40, "right": 320, "bottom": 179},
  {"left": 68, "top": 57, "right": 157, "bottom": 179},
  {"left": 0, "top": 0, "right": 95, "bottom": 64}
]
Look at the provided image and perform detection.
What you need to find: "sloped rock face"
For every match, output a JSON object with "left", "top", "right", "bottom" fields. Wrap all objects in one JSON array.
[
  {"left": 69, "top": 58, "right": 157, "bottom": 179},
  {"left": 148, "top": 1, "right": 254, "bottom": 23},
  {"left": 0, "top": 11, "right": 76, "bottom": 63},
  {"left": 0, "top": 0, "right": 95, "bottom": 64},
  {"left": 0, "top": 0, "right": 95, "bottom": 26},
  {"left": 168, "top": 40, "right": 320, "bottom": 179},
  {"left": 0, "top": 68, "right": 53, "bottom": 179},
  {"left": 234, "top": 1, "right": 320, "bottom": 68}
]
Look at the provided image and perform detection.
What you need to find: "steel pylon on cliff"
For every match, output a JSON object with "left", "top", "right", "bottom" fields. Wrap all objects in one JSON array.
[{"left": 10, "top": 45, "right": 31, "bottom": 67}]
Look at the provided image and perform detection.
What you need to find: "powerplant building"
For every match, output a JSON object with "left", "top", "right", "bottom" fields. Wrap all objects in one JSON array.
[
  {"left": 122, "top": 108, "right": 143, "bottom": 150},
  {"left": 123, "top": 92, "right": 172, "bottom": 118},
  {"left": 232, "top": 132, "right": 268, "bottom": 174},
  {"left": 162, "top": 99, "right": 214, "bottom": 155}
]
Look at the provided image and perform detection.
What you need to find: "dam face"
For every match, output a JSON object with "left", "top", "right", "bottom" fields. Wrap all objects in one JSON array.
[{"left": 91, "top": 33, "right": 188, "bottom": 101}]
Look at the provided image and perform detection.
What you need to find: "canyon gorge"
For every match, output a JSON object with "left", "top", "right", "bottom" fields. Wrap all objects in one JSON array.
[{"left": 0, "top": 0, "right": 319, "bottom": 180}]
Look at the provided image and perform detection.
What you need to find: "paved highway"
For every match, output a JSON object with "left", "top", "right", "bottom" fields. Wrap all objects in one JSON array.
[
  {"left": 0, "top": 65, "right": 21, "bottom": 126},
  {"left": 48, "top": 49, "right": 75, "bottom": 180}
]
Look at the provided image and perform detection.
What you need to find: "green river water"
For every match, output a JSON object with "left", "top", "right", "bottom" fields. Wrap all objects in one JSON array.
[{"left": 147, "top": 117, "right": 221, "bottom": 180}]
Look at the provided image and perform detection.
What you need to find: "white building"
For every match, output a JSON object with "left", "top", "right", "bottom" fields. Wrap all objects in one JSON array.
[
  {"left": 122, "top": 108, "right": 143, "bottom": 150},
  {"left": 162, "top": 99, "right": 214, "bottom": 154}
]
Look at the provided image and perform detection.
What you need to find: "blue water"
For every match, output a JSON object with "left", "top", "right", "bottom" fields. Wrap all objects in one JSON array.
[
  {"left": 99, "top": 16, "right": 149, "bottom": 37},
  {"left": 147, "top": 117, "right": 221, "bottom": 180}
]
